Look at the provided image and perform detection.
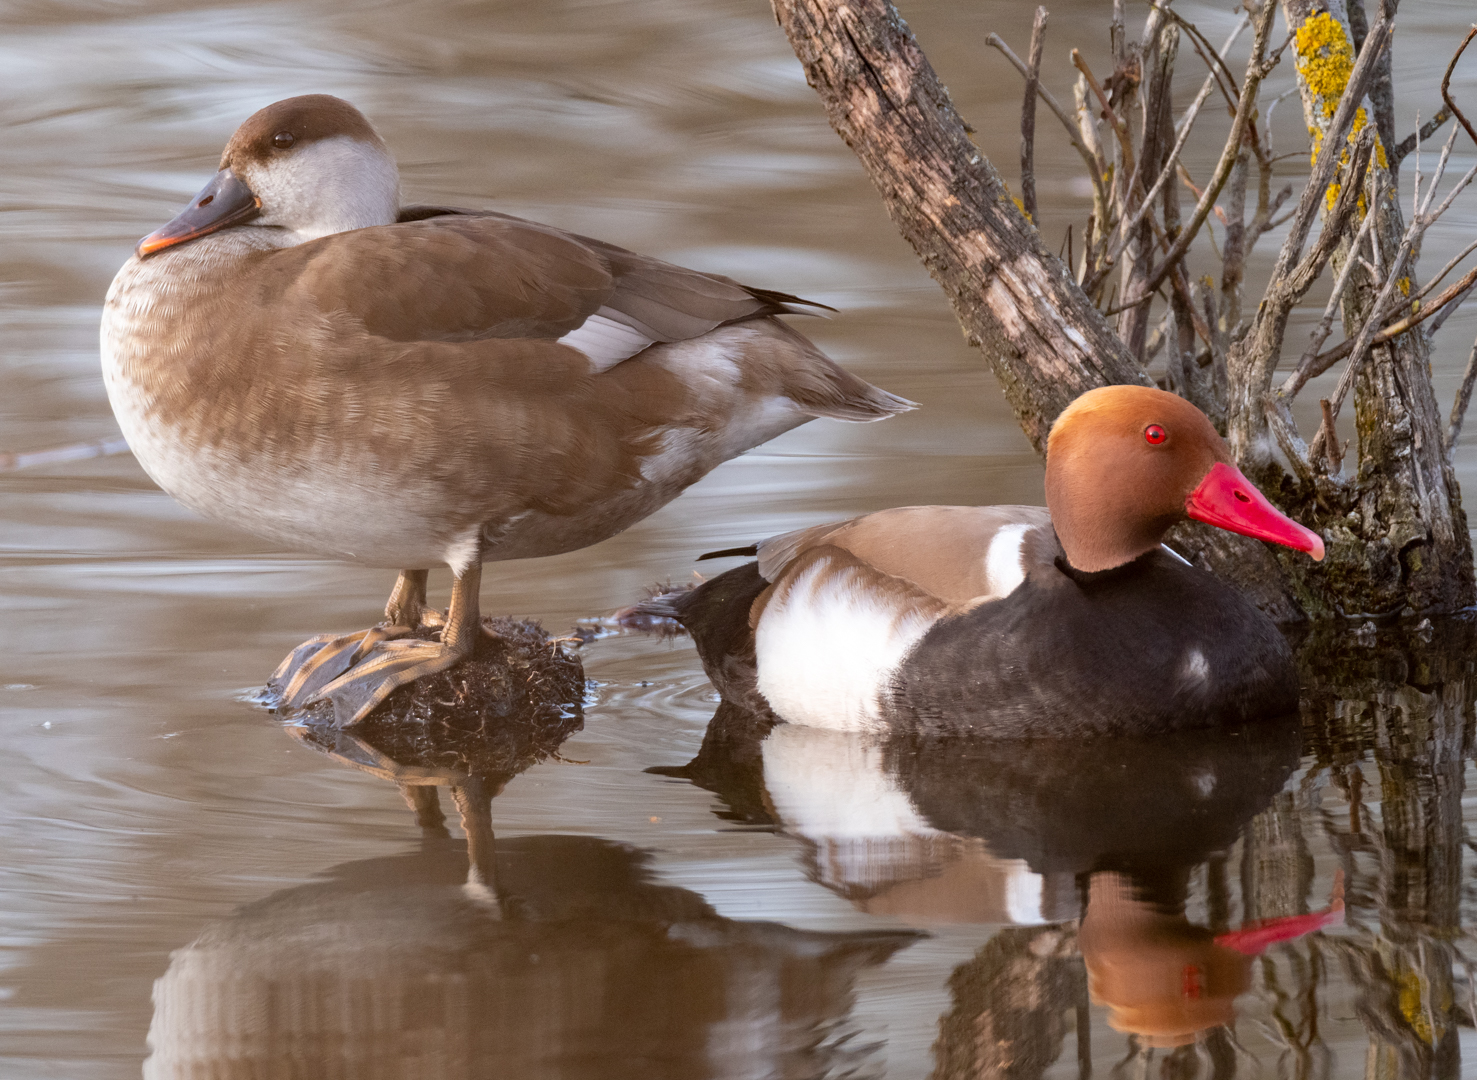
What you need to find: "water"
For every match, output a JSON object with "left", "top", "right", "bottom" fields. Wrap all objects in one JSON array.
[{"left": 3, "top": 0, "right": 1477, "bottom": 1075}]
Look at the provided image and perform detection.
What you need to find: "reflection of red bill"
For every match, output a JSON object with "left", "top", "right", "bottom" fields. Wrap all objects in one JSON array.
[{"left": 1214, "top": 869, "right": 1345, "bottom": 956}]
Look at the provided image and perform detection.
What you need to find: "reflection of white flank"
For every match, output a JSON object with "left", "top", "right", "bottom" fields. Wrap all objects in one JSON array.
[
  {"left": 762, "top": 724, "right": 940, "bottom": 895},
  {"left": 761, "top": 725, "right": 1054, "bottom": 925},
  {"left": 762, "top": 725, "right": 941, "bottom": 841},
  {"left": 1004, "top": 868, "right": 1046, "bottom": 925}
]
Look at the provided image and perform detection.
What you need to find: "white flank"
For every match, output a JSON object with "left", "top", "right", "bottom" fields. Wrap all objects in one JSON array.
[
  {"left": 557, "top": 310, "right": 657, "bottom": 371},
  {"left": 755, "top": 556, "right": 938, "bottom": 731},
  {"left": 983, "top": 521, "right": 1032, "bottom": 598}
]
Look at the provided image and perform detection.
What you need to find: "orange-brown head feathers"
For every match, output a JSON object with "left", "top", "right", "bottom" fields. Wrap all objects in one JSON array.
[{"left": 1046, "top": 386, "right": 1322, "bottom": 571}]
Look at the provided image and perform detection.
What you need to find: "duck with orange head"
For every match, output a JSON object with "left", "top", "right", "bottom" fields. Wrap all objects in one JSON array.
[{"left": 650, "top": 384, "right": 1324, "bottom": 738}]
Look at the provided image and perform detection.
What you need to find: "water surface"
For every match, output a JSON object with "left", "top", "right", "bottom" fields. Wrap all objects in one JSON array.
[{"left": 4, "top": 0, "right": 1477, "bottom": 1076}]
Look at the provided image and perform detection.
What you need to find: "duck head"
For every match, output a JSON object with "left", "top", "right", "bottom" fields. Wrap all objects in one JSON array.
[
  {"left": 1045, "top": 385, "right": 1324, "bottom": 572},
  {"left": 137, "top": 94, "right": 399, "bottom": 257}
]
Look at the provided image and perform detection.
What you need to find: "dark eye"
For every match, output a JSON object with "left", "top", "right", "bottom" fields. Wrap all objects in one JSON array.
[
  {"left": 1144, "top": 424, "right": 1167, "bottom": 445},
  {"left": 272, "top": 131, "right": 296, "bottom": 149}
]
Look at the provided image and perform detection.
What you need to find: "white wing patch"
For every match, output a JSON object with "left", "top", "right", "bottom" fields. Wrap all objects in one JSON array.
[
  {"left": 982, "top": 521, "right": 1032, "bottom": 598},
  {"left": 1180, "top": 647, "right": 1210, "bottom": 685},
  {"left": 557, "top": 310, "right": 657, "bottom": 371},
  {"left": 755, "top": 556, "right": 940, "bottom": 731}
]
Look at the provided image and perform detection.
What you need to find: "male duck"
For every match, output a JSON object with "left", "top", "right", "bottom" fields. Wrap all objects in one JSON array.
[
  {"left": 100, "top": 95, "right": 911, "bottom": 725},
  {"left": 654, "top": 385, "right": 1324, "bottom": 737}
]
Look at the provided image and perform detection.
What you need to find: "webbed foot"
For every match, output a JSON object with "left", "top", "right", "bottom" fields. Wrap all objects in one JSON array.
[{"left": 270, "top": 560, "right": 486, "bottom": 726}]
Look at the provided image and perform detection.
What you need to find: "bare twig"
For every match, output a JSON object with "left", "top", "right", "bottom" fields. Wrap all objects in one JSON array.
[
  {"left": 1425, "top": 281, "right": 1476, "bottom": 339},
  {"left": 1453, "top": 333, "right": 1477, "bottom": 452},
  {"left": 1019, "top": 7, "right": 1048, "bottom": 223},
  {"left": 0, "top": 435, "right": 131, "bottom": 472},
  {"left": 1130, "top": 0, "right": 1280, "bottom": 306},
  {"left": 987, "top": 33, "right": 1108, "bottom": 218},
  {"left": 1441, "top": 27, "right": 1477, "bottom": 149},
  {"left": 1412, "top": 237, "right": 1477, "bottom": 306},
  {"left": 1390, "top": 108, "right": 1453, "bottom": 168},
  {"left": 1167, "top": 6, "right": 1241, "bottom": 113},
  {"left": 1072, "top": 50, "right": 1136, "bottom": 179}
]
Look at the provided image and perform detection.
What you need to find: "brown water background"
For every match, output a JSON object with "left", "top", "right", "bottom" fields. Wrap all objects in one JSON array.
[{"left": 4, "top": 0, "right": 1477, "bottom": 1076}]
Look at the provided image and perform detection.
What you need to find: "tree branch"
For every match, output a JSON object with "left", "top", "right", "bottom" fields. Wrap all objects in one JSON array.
[
  {"left": 1128, "top": 0, "right": 1278, "bottom": 305},
  {"left": 1019, "top": 7, "right": 1048, "bottom": 224},
  {"left": 771, "top": 0, "right": 1148, "bottom": 453},
  {"left": 986, "top": 33, "right": 1109, "bottom": 229}
]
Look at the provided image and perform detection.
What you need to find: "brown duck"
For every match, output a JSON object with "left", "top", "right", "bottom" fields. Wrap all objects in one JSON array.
[{"left": 101, "top": 94, "right": 911, "bottom": 724}]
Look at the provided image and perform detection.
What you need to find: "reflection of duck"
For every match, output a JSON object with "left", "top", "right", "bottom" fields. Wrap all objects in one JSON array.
[
  {"left": 102, "top": 93, "right": 911, "bottom": 725},
  {"left": 651, "top": 684, "right": 1330, "bottom": 1071},
  {"left": 649, "top": 385, "right": 1321, "bottom": 736},
  {"left": 146, "top": 695, "right": 918, "bottom": 1077},
  {"left": 144, "top": 836, "right": 917, "bottom": 1079},
  {"left": 652, "top": 679, "right": 1303, "bottom": 926}
]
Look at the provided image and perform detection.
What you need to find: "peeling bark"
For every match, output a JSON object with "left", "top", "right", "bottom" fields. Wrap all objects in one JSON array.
[{"left": 769, "top": 0, "right": 1147, "bottom": 456}]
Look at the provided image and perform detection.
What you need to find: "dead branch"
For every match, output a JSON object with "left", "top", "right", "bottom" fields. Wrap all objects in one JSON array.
[
  {"left": 1130, "top": 0, "right": 1278, "bottom": 305},
  {"left": 770, "top": 0, "right": 1147, "bottom": 453},
  {"left": 1390, "top": 108, "right": 1453, "bottom": 169},
  {"left": 986, "top": 34, "right": 1109, "bottom": 226},
  {"left": 1019, "top": 7, "right": 1048, "bottom": 223},
  {"left": 1449, "top": 334, "right": 1477, "bottom": 452},
  {"left": 1441, "top": 28, "right": 1477, "bottom": 149}
]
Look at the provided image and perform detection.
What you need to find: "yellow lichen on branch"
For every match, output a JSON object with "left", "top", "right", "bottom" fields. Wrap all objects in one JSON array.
[
  {"left": 1295, "top": 11, "right": 1354, "bottom": 116},
  {"left": 1295, "top": 12, "right": 1387, "bottom": 212}
]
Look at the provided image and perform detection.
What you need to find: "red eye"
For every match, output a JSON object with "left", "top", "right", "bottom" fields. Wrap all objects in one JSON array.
[{"left": 1144, "top": 424, "right": 1167, "bottom": 445}]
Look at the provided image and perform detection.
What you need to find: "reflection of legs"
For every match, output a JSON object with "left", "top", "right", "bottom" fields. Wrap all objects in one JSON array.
[
  {"left": 398, "top": 781, "right": 447, "bottom": 834},
  {"left": 451, "top": 775, "right": 506, "bottom": 909}
]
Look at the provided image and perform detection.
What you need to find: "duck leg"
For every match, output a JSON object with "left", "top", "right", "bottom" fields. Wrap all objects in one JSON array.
[
  {"left": 384, "top": 568, "right": 430, "bottom": 628},
  {"left": 309, "top": 557, "right": 484, "bottom": 726}
]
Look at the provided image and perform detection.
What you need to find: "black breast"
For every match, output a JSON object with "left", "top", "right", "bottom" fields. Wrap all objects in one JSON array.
[{"left": 887, "top": 550, "right": 1297, "bottom": 737}]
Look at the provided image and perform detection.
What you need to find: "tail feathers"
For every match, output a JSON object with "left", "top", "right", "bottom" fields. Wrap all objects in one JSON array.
[
  {"left": 788, "top": 360, "right": 918, "bottom": 422},
  {"left": 745, "top": 286, "right": 837, "bottom": 317},
  {"left": 698, "top": 544, "right": 759, "bottom": 562},
  {"left": 614, "top": 582, "right": 698, "bottom": 631}
]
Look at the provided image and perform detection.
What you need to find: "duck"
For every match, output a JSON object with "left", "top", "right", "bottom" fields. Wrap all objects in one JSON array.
[
  {"left": 99, "top": 94, "right": 912, "bottom": 726},
  {"left": 644, "top": 384, "right": 1324, "bottom": 737}
]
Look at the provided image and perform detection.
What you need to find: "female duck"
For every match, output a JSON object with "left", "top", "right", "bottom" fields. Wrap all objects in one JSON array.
[
  {"left": 101, "top": 95, "right": 910, "bottom": 726},
  {"left": 658, "top": 385, "right": 1324, "bottom": 737}
]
